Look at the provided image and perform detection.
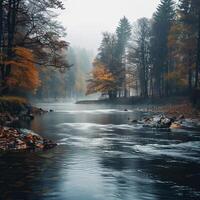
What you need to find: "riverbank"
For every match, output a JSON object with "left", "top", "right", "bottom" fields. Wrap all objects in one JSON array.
[
  {"left": 148, "top": 102, "right": 200, "bottom": 120},
  {"left": 77, "top": 97, "right": 200, "bottom": 119},
  {"left": 0, "top": 96, "right": 56, "bottom": 152},
  {"left": 76, "top": 96, "right": 142, "bottom": 105},
  {"left": 0, "top": 96, "right": 48, "bottom": 126}
]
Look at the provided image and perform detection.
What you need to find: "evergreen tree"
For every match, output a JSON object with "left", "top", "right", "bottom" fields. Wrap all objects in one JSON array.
[
  {"left": 115, "top": 17, "right": 132, "bottom": 97},
  {"left": 151, "top": 0, "right": 175, "bottom": 96},
  {"left": 116, "top": 17, "right": 132, "bottom": 59}
]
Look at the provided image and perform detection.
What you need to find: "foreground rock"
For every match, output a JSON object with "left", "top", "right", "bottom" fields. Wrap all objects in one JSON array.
[{"left": 0, "top": 127, "right": 57, "bottom": 152}]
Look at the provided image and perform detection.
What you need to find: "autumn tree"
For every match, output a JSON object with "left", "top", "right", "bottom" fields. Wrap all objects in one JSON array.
[
  {"left": 0, "top": 0, "right": 69, "bottom": 96},
  {"left": 86, "top": 60, "right": 116, "bottom": 99},
  {"left": 5, "top": 47, "right": 40, "bottom": 93},
  {"left": 167, "top": 0, "right": 197, "bottom": 93},
  {"left": 93, "top": 18, "right": 131, "bottom": 99},
  {"left": 97, "top": 32, "right": 119, "bottom": 98}
]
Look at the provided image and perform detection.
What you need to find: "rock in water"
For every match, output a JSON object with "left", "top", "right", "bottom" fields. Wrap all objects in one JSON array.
[
  {"left": 143, "top": 115, "right": 172, "bottom": 128},
  {"left": 137, "top": 114, "right": 199, "bottom": 130},
  {"left": 160, "top": 117, "right": 172, "bottom": 128},
  {"left": 152, "top": 115, "right": 162, "bottom": 123},
  {"left": 170, "top": 122, "right": 182, "bottom": 129}
]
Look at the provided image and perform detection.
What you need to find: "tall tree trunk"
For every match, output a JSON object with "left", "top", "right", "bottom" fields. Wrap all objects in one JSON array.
[
  {"left": 0, "top": 1, "right": 4, "bottom": 82},
  {"left": 0, "top": 0, "right": 6, "bottom": 95},
  {"left": 0, "top": 1, "right": 3, "bottom": 50},
  {"left": 195, "top": 10, "right": 200, "bottom": 88},
  {"left": 188, "top": 48, "right": 194, "bottom": 92},
  {"left": 6, "top": 0, "right": 18, "bottom": 77}
]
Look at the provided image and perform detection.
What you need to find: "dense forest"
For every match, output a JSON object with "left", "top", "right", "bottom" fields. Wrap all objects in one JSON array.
[
  {"left": 0, "top": 0, "right": 199, "bottom": 105},
  {"left": 0, "top": 0, "right": 93, "bottom": 101},
  {"left": 87, "top": 0, "right": 200, "bottom": 105}
]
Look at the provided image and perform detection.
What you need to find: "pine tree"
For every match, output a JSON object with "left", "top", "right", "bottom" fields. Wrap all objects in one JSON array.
[
  {"left": 151, "top": 0, "right": 175, "bottom": 96},
  {"left": 116, "top": 17, "right": 132, "bottom": 59},
  {"left": 115, "top": 17, "right": 132, "bottom": 97}
]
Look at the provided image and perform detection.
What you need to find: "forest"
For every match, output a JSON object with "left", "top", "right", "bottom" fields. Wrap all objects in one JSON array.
[
  {"left": 0, "top": 0, "right": 199, "bottom": 105},
  {"left": 87, "top": 0, "right": 200, "bottom": 105},
  {"left": 0, "top": 0, "right": 92, "bottom": 101}
]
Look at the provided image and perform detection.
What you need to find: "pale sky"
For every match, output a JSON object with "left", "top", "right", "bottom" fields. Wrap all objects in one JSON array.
[{"left": 59, "top": 0, "right": 161, "bottom": 53}]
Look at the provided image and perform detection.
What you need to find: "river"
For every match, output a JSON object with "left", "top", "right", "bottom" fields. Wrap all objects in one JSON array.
[{"left": 0, "top": 103, "right": 200, "bottom": 200}]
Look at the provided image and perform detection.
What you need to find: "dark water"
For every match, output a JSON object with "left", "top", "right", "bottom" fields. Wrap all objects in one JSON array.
[{"left": 0, "top": 103, "right": 200, "bottom": 200}]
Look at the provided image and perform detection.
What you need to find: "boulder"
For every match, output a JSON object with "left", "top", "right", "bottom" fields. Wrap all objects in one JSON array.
[
  {"left": 143, "top": 115, "right": 173, "bottom": 129},
  {"left": 160, "top": 117, "right": 172, "bottom": 127}
]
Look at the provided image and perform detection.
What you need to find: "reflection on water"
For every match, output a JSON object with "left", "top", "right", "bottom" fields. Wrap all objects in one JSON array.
[{"left": 0, "top": 103, "right": 200, "bottom": 200}]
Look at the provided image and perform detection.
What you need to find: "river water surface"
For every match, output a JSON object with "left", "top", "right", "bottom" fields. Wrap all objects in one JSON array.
[{"left": 0, "top": 103, "right": 200, "bottom": 200}]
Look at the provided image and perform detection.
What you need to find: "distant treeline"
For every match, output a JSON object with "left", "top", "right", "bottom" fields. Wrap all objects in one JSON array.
[
  {"left": 87, "top": 0, "right": 200, "bottom": 104},
  {"left": 35, "top": 47, "right": 93, "bottom": 100}
]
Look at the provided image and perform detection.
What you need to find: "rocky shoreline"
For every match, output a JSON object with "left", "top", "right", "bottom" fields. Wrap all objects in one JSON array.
[
  {"left": 147, "top": 102, "right": 200, "bottom": 120},
  {"left": 0, "top": 97, "right": 56, "bottom": 152},
  {"left": 130, "top": 114, "right": 200, "bottom": 130},
  {"left": 0, "top": 127, "right": 57, "bottom": 152},
  {"left": 0, "top": 106, "right": 48, "bottom": 127}
]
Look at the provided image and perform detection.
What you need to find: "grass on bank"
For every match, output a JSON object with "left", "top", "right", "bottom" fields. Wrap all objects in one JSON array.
[{"left": 0, "top": 96, "right": 27, "bottom": 105}]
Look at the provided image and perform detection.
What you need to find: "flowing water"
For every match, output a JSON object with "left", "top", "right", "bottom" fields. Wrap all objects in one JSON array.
[{"left": 0, "top": 103, "right": 200, "bottom": 200}]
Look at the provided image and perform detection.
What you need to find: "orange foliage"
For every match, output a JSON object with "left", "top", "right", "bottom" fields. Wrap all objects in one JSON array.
[
  {"left": 166, "top": 22, "right": 196, "bottom": 87},
  {"left": 92, "top": 61, "right": 114, "bottom": 82},
  {"left": 86, "top": 60, "right": 116, "bottom": 95},
  {"left": 165, "top": 69, "right": 187, "bottom": 86},
  {"left": 6, "top": 47, "right": 41, "bottom": 93}
]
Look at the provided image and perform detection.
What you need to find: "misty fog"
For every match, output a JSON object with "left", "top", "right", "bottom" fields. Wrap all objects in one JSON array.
[{"left": 59, "top": 0, "right": 160, "bottom": 52}]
